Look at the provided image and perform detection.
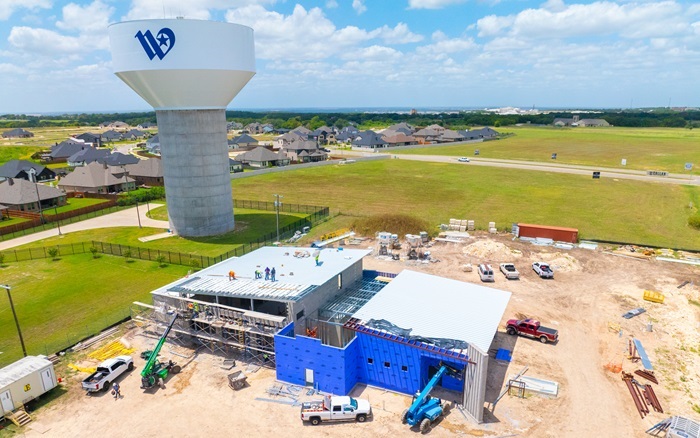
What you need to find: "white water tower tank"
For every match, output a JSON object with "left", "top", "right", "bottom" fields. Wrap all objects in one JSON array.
[{"left": 109, "top": 19, "right": 255, "bottom": 236}]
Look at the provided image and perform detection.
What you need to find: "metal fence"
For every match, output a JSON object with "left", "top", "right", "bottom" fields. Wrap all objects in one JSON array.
[{"left": 0, "top": 203, "right": 331, "bottom": 267}]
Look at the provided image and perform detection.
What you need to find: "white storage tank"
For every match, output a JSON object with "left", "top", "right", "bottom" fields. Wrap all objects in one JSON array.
[{"left": 0, "top": 355, "right": 57, "bottom": 417}]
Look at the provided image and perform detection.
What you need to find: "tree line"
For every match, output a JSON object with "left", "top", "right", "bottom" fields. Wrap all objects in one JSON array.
[{"left": 1, "top": 109, "right": 699, "bottom": 130}]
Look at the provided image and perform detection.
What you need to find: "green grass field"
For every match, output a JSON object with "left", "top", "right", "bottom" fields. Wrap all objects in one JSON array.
[
  {"left": 393, "top": 126, "right": 700, "bottom": 172},
  {"left": 13, "top": 208, "right": 310, "bottom": 256},
  {"left": 43, "top": 198, "right": 109, "bottom": 215},
  {"left": 0, "top": 254, "right": 189, "bottom": 366},
  {"left": 0, "top": 216, "right": 30, "bottom": 229},
  {"left": 232, "top": 160, "right": 700, "bottom": 250}
]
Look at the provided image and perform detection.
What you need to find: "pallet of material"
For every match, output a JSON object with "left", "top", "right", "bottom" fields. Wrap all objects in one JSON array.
[{"left": 643, "top": 290, "right": 665, "bottom": 304}]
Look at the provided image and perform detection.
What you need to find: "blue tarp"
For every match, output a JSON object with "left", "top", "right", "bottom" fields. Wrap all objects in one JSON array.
[
  {"left": 633, "top": 338, "right": 653, "bottom": 370},
  {"left": 495, "top": 348, "right": 512, "bottom": 362}
]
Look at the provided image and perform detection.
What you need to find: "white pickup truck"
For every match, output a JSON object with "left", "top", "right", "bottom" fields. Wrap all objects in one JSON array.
[
  {"left": 499, "top": 263, "right": 520, "bottom": 279},
  {"left": 82, "top": 355, "right": 134, "bottom": 393},
  {"left": 532, "top": 262, "right": 554, "bottom": 279},
  {"left": 300, "top": 395, "right": 372, "bottom": 425}
]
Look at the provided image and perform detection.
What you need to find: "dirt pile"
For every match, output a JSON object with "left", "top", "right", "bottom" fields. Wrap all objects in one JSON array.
[{"left": 462, "top": 239, "right": 521, "bottom": 262}]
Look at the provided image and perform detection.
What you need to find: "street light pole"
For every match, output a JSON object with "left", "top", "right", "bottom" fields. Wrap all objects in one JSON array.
[
  {"left": 54, "top": 205, "right": 62, "bottom": 235},
  {"left": 122, "top": 166, "right": 141, "bottom": 228},
  {"left": 274, "top": 194, "right": 283, "bottom": 243},
  {"left": 1, "top": 285, "right": 27, "bottom": 357},
  {"left": 30, "top": 170, "right": 45, "bottom": 224}
]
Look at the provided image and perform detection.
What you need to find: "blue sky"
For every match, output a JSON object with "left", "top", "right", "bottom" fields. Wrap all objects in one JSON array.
[{"left": 0, "top": 0, "right": 699, "bottom": 113}]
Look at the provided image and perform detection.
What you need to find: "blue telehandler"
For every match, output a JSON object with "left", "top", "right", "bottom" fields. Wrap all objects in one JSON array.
[{"left": 401, "top": 362, "right": 462, "bottom": 433}]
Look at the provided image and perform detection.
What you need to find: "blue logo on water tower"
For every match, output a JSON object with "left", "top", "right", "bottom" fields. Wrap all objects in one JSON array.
[{"left": 135, "top": 28, "right": 176, "bottom": 60}]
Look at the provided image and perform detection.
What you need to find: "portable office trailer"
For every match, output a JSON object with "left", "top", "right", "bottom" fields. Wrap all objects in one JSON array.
[{"left": 0, "top": 356, "right": 57, "bottom": 417}]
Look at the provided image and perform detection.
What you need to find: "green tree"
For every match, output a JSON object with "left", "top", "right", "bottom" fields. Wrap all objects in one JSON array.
[
  {"left": 89, "top": 246, "right": 99, "bottom": 258},
  {"left": 308, "top": 116, "right": 326, "bottom": 130},
  {"left": 156, "top": 255, "right": 167, "bottom": 267},
  {"left": 123, "top": 249, "right": 132, "bottom": 263},
  {"left": 47, "top": 247, "right": 59, "bottom": 260}
]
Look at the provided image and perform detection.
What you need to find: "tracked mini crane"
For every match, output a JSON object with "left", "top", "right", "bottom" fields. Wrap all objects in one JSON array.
[{"left": 140, "top": 313, "right": 181, "bottom": 390}]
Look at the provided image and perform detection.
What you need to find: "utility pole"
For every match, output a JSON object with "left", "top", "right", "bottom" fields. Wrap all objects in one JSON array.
[
  {"left": 274, "top": 194, "right": 283, "bottom": 243},
  {"left": 122, "top": 166, "right": 141, "bottom": 228},
  {"left": 1, "top": 285, "right": 27, "bottom": 357},
  {"left": 54, "top": 205, "right": 62, "bottom": 235},
  {"left": 30, "top": 169, "right": 45, "bottom": 224}
]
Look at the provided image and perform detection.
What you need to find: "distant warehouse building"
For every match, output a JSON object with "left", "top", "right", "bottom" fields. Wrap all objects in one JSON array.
[{"left": 142, "top": 246, "right": 511, "bottom": 423}]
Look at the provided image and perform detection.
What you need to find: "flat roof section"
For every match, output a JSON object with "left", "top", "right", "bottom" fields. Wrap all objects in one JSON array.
[
  {"left": 154, "top": 246, "right": 372, "bottom": 302},
  {"left": 351, "top": 270, "right": 511, "bottom": 354}
]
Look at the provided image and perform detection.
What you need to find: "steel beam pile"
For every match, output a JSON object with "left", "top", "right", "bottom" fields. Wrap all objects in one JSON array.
[
  {"left": 635, "top": 369, "right": 659, "bottom": 384},
  {"left": 621, "top": 372, "right": 663, "bottom": 418}
]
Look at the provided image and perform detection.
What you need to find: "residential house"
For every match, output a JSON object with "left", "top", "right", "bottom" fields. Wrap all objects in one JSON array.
[
  {"left": 0, "top": 178, "right": 66, "bottom": 212},
  {"left": 98, "top": 152, "right": 140, "bottom": 167},
  {"left": 101, "top": 130, "right": 123, "bottom": 142},
  {"left": 99, "top": 121, "right": 129, "bottom": 130},
  {"left": 425, "top": 124, "right": 446, "bottom": 133},
  {"left": 2, "top": 128, "right": 34, "bottom": 138},
  {"left": 58, "top": 161, "right": 135, "bottom": 194},
  {"left": 67, "top": 147, "right": 111, "bottom": 167},
  {"left": 115, "top": 158, "right": 163, "bottom": 186},
  {"left": 292, "top": 126, "right": 312, "bottom": 136},
  {"left": 228, "top": 159, "right": 243, "bottom": 173},
  {"left": 262, "top": 124, "right": 275, "bottom": 133},
  {"left": 382, "top": 133, "right": 417, "bottom": 146},
  {"left": 553, "top": 116, "right": 578, "bottom": 126},
  {"left": 576, "top": 118, "right": 610, "bottom": 127},
  {"left": 236, "top": 147, "right": 290, "bottom": 168},
  {"left": 146, "top": 135, "right": 160, "bottom": 155},
  {"left": 123, "top": 129, "right": 146, "bottom": 140},
  {"left": 383, "top": 122, "right": 414, "bottom": 136},
  {"left": 0, "top": 160, "right": 56, "bottom": 182},
  {"left": 244, "top": 122, "right": 265, "bottom": 134},
  {"left": 275, "top": 131, "right": 307, "bottom": 149},
  {"left": 46, "top": 139, "right": 86, "bottom": 162},
  {"left": 136, "top": 122, "right": 157, "bottom": 129},
  {"left": 439, "top": 129, "right": 466, "bottom": 143},
  {"left": 282, "top": 139, "right": 327, "bottom": 162},
  {"left": 309, "top": 126, "right": 336, "bottom": 144},
  {"left": 336, "top": 126, "right": 359, "bottom": 143},
  {"left": 228, "top": 134, "right": 259, "bottom": 149},
  {"left": 468, "top": 127, "right": 499, "bottom": 139},
  {"left": 226, "top": 121, "right": 243, "bottom": 132},
  {"left": 412, "top": 128, "right": 441, "bottom": 144},
  {"left": 72, "top": 132, "right": 102, "bottom": 147},
  {"left": 352, "top": 130, "right": 388, "bottom": 149}
]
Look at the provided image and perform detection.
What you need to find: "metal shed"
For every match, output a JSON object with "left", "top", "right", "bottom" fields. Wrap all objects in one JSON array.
[{"left": 0, "top": 355, "right": 57, "bottom": 417}]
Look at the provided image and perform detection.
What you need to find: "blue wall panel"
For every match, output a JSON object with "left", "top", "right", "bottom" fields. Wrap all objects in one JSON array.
[{"left": 275, "top": 324, "right": 466, "bottom": 397}]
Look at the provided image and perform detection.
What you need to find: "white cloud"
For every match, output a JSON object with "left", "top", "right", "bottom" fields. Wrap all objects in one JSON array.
[
  {"left": 407, "top": 0, "right": 467, "bottom": 9},
  {"left": 341, "top": 45, "right": 401, "bottom": 61},
  {"left": 477, "top": 15, "right": 515, "bottom": 37},
  {"left": 326, "top": 0, "right": 339, "bottom": 8},
  {"left": 0, "top": 0, "right": 51, "bottom": 21},
  {"left": 0, "top": 63, "right": 26, "bottom": 74},
  {"left": 416, "top": 36, "right": 477, "bottom": 55},
  {"left": 57, "top": 0, "right": 114, "bottom": 33},
  {"left": 352, "top": 0, "right": 367, "bottom": 14},
  {"left": 373, "top": 23, "right": 424, "bottom": 44},
  {"left": 478, "top": 1, "right": 692, "bottom": 40},
  {"left": 124, "top": 0, "right": 275, "bottom": 21},
  {"left": 8, "top": 26, "right": 108, "bottom": 54}
]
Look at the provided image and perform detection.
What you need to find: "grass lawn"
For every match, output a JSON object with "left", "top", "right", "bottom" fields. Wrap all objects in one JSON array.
[
  {"left": 0, "top": 216, "right": 30, "bottom": 229},
  {"left": 0, "top": 254, "right": 189, "bottom": 366},
  {"left": 14, "top": 208, "right": 310, "bottom": 256},
  {"left": 393, "top": 126, "right": 700, "bottom": 172},
  {"left": 43, "top": 197, "right": 109, "bottom": 215},
  {"left": 0, "top": 145, "right": 44, "bottom": 163},
  {"left": 231, "top": 160, "right": 700, "bottom": 250}
]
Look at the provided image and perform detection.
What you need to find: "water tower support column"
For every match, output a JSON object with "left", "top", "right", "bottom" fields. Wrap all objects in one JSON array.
[{"left": 156, "top": 109, "right": 234, "bottom": 236}]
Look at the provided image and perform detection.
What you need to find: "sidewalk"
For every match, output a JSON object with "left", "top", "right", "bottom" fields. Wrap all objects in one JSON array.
[{"left": 0, "top": 205, "right": 170, "bottom": 251}]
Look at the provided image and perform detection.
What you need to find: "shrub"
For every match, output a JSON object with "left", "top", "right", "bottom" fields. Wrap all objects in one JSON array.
[
  {"left": 47, "top": 247, "right": 59, "bottom": 260},
  {"left": 190, "top": 259, "right": 201, "bottom": 270},
  {"left": 89, "top": 246, "right": 99, "bottom": 258},
  {"left": 689, "top": 215, "right": 700, "bottom": 230},
  {"left": 0, "top": 253, "right": 5, "bottom": 266},
  {"left": 123, "top": 249, "right": 132, "bottom": 262},
  {"left": 156, "top": 255, "right": 167, "bottom": 267}
]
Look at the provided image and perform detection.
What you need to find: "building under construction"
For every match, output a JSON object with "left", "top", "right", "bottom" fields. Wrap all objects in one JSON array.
[{"left": 136, "top": 245, "right": 510, "bottom": 422}]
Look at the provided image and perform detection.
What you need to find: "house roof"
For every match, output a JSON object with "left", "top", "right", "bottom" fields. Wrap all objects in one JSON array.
[
  {"left": 386, "top": 122, "right": 414, "bottom": 132},
  {"left": 352, "top": 130, "right": 386, "bottom": 146},
  {"left": 120, "top": 158, "right": 162, "bottom": 178},
  {"left": 74, "top": 132, "right": 101, "bottom": 142},
  {"left": 382, "top": 133, "right": 416, "bottom": 144},
  {"left": 413, "top": 128, "right": 440, "bottom": 137},
  {"left": 0, "top": 178, "right": 65, "bottom": 205},
  {"left": 98, "top": 152, "right": 140, "bottom": 166},
  {"left": 440, "top": 129, "right": 464, "bottom": 140},
  {"left": 283, "top": 139, "right": 319, "bottom": 151},
  {"left": 147, "top": 134, "right": 159, "bottom": 144},
  {"left": 231, "top": 134, "right": 258, "bottom": 144},
  {"left": 352, "top": 270, "right": 511, "bottom": 354},
  {"left": 228, "top": 159, "right": 242, "bottom": 166},
  {"left": 101, "top": 130, "right": 122, "bottom": 140},
  {"left": 0, "top": 355, "right": 52, "bottom": 387},
  {"left": 237, "top": 146, "right": 287, "bottom": 162},
  {"left": 58, "top": 161, "right": 134, "bottom": 188},
  {"left": 277, "top": 132, "right": 307, "bottom": 143},
  {"left": 0, "top": 160, "right": 48, "bottom": 179},
  {"left": 50, "top": 140, "right": 86, "bottom": 159},
  {"left": 292, "top": 126, "right": 311, "bottom": 135},
  {"left": 124, "top": 129, "right": 146, "bottom": 137},
  {"left": 153, "top": 246, "right": 373, "bottom": 303},
  {"left": 68, "top": 147, "right": 111, "bottom": 164},
  {"left": 2, "top": 128, "right": 33, "bottom": 137}
]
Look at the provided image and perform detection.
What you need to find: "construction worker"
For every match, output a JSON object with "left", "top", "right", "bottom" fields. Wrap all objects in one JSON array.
[
  {"left": 264, "top": 267, "right": 270, "bottom": 280},
  {"left": 270, "top": 267, "right": 276, "bottom": 282},
  {"left": 112, "top": 382, "right": 121, "bottom": 400},
  {"left": 228, "top": 270, "right": 236, "bottom": 281},
  {"left": 254, "top": 269, "right": 261, "bottom": 279}
]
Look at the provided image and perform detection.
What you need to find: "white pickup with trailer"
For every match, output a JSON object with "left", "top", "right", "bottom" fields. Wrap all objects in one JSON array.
[
  {"left": 300, "top": 395, "right": 372, "bottom": 425},
  {"left": 82, "top": 356, "right": 133, "bottom": 394},
  {"left": 0, "top": 355, "right": 57, "bottom": 418}
]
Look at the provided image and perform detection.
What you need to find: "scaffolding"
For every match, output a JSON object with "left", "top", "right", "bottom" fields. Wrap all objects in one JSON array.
[{"left": 132, "top": 294, "right": 287, "bottom": 366}]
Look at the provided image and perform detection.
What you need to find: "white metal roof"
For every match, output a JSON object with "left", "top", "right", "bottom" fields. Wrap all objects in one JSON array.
[
  {"left": 351, "top": 270, "right": 511, "bottom": 354},
  {"left": 154, "top": 246, "right": 372, "bottom": 303},
  {"left": 0, "top": 355, "right": 52, "bottom": 388}
]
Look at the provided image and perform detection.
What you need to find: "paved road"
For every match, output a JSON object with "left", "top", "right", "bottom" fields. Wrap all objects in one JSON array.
[
  {"left": 342, "top": 150, "right": 699, "bottom": 186},
  {"left": 0, "top": 205, "right": 169, "bottom": 251}
]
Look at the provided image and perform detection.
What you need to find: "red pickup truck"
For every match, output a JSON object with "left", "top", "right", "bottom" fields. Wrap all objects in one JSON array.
[{"left": 506, "top": 318, "right": 558, "bottom": 344}]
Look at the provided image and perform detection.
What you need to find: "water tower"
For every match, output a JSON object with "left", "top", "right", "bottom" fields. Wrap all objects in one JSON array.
[{"left": 108, "top": 19, "right": 255, "bottom": 236}]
